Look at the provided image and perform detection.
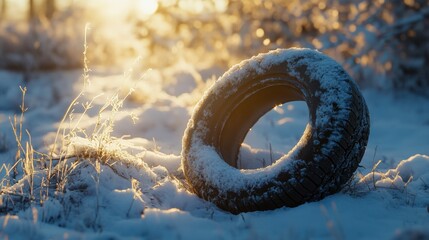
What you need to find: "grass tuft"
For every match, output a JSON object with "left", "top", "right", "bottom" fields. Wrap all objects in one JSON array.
[{"left": 0, "top": 24, "right": 145, "bottom": 220}]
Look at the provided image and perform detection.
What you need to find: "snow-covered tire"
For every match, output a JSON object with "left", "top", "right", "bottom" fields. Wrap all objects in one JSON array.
[{"left": 181, "top": 48, "right": 370, "bottom": 213}]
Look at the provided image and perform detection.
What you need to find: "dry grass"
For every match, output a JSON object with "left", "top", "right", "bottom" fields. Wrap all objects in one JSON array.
[{"left": 0, "top": 24, "right": 142, "bottom": 214}]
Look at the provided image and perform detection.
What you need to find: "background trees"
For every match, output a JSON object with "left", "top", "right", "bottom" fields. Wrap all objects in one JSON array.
[{"left": 0, "top": 0, "right": 427, "bottom": 95}]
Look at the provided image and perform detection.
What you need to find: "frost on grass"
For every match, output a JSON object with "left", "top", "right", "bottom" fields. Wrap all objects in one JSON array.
[
  {"left": 359, "top": 154, "right": 429, "bottom": 194},
  {"left": 0, "top": 58, "right": 203, "bottom": 234},
  {"left": 0, "top": 135, "right": 198, "bottom": 232}
]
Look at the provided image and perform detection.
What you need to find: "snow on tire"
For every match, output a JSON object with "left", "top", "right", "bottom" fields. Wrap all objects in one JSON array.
[{"left": 181, "top": 48, "right": 370, "bottom": 213}]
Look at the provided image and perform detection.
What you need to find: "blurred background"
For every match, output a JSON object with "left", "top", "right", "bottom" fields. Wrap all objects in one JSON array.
[{"left": 0, "top": 0, "right": 428, "bottom": 95}]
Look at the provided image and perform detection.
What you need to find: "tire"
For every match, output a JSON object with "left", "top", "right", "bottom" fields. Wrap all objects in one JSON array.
[{"left": 181, "top": 48, "right": 370, "bottom": 214}]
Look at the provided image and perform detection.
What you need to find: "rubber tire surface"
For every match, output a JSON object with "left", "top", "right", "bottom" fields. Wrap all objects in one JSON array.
[{"left": 181, "top": 48, "right": 370, "bottom": 214}]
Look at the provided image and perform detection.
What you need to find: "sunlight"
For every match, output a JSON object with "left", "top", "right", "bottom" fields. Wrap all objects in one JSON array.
[{"left": 136, "top": 0, "right": 159, "bottom": 16}]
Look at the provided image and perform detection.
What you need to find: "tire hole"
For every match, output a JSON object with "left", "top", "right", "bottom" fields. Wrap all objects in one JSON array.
[{"left": 237, "top": 101, "right": 309, "bottom": 169}]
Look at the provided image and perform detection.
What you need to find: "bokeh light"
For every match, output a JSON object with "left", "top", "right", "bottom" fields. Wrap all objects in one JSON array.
[{"left": 0, "top": 0, "right": 427, "bottom": 93}]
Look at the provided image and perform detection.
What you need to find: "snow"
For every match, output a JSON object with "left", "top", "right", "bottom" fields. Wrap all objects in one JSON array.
[
  {"left": 1, "top": 58, "right": 429, "bottom": 239},
  {"left": 359, "top": 154, "right": 429, "bottom": 193}
]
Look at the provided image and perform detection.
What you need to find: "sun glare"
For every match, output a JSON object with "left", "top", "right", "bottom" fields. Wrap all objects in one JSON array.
[{"left": 137, "top": 0, "right": 159, "bottom": 16}]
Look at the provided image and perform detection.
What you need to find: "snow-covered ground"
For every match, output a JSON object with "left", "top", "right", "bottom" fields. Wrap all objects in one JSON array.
[{"left": 0, "top": 62, "right": 428, "bottom": 239}]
